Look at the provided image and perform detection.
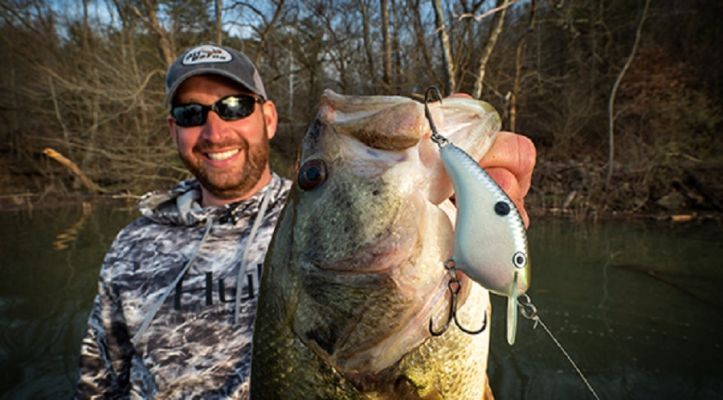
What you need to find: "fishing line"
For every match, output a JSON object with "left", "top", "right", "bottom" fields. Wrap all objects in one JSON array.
[{"left": 518, "top": 294, "right": 602, "bottom": 400}]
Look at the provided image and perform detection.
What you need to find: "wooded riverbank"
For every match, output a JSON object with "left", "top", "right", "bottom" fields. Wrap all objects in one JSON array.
[
  {"left": 1, "top": 1, "right": 720, "bottom": 220},
  {"left": 2, "top": 151, "right": 721, "bottom": 223}
]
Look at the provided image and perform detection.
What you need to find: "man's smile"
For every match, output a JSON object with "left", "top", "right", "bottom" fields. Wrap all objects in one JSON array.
[{"left": 206, "top": 148, "right": 241, "bottom": 161}]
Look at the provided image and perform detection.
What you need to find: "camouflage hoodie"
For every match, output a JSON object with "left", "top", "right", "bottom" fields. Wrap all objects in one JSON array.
[{"left": 75, "top": 173, "right": 291, "bottom": 399}]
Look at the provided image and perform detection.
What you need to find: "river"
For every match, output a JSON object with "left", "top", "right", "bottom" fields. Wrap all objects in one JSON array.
[{"left": 1, "top": 204, "right": 721, "bottom": 399}]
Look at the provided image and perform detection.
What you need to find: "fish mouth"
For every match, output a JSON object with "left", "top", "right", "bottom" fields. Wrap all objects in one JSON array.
[
  {"left": 302, "top": 227, "right": 422, "bottom": 275},
  {"left": 291, "top": 196, "right": 462, "bottom": 375},
  {"left": 294, "top": 251, "right": 459, "bottom": 373},
  {"left": 295, "top": 171, "right": 434, "bottom": 275}
]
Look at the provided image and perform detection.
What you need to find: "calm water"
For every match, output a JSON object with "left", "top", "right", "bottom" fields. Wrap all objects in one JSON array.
[{"left": 1, "top": 204, "right": 721, "bottom": 399}]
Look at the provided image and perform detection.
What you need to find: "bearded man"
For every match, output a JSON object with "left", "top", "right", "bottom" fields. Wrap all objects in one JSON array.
[{"left": 74, "top": 43, "right": 536, "bottom": 399}]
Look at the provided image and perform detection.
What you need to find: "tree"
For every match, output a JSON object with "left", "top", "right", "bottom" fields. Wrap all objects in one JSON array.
[{"left": 606, "top": 0, "right": 650, "bottom": 187}]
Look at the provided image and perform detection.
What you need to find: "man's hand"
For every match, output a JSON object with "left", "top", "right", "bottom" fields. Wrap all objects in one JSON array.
[
  {"left": 445, "top": 93, "right": 536, "bottom": 227},
  {"left": 479, "top": 131, "right": 536, "bottom": 228}
]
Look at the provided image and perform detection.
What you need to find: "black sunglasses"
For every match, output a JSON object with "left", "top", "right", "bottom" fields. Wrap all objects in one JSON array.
[{"left": 170, "top": 94, "right": 264, "bottom": 127}]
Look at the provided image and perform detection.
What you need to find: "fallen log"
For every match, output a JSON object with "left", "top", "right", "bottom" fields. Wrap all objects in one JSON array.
[{"left": 42, "top": 147, "right": 107, "bottom": 194}]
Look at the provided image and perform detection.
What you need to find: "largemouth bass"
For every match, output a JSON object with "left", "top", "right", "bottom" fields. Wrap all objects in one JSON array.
[{"left": 251, "top": 90, "right": 501, "bottom": 399}]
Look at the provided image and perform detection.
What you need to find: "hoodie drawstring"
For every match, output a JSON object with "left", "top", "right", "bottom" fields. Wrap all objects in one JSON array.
[
  {"left": 132, "top": 216, "right": 214, "bottom": 346},
  {"left": 234, "top": 188, "right": 270, "bottom": 325},
  {"left": 131, "top": 187, "right": 271, "bottom": 346}
]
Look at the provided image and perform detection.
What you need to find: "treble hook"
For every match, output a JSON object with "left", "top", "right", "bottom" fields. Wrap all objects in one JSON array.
[
  {"left": 429, "top": 259, "right": 487, "bottom": 336},
  {"left": 423, "top": 86, "right": 449, "bottom": 147}
]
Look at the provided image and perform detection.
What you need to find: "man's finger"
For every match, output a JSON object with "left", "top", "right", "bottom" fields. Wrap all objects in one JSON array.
[{"left": 479, "top": 131, "right": 536, "bottom": 198}]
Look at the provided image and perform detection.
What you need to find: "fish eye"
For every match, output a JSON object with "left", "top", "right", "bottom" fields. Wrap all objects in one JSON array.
[
  {"left": 298, "top": 159, "right": 328, "bottom": 191},
  {"left": 512, "top": 252, "right": 527, "bottom": 269}
]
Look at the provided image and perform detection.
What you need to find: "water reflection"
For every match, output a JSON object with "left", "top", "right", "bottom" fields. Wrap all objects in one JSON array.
[
  {"left": 488, "top": 219, "right": 723, "bottom": 400},
  {"left": 0, "top": 205, "right": 135, "bottom": 399},
  {"left": 0, "top": 206, "right": 721, "bottom": 399}
]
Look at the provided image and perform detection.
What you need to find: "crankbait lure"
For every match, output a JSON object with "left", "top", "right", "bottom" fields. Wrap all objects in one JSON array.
[{"left": 424, "top": 87, "right": 530, "bottom": 345}]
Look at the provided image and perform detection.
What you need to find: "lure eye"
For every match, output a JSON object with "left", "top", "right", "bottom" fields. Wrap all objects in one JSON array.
[
  {"left": 512, "top": 252, "right": 527, "bottom": 269},
  {"left": 494, "top": 201, "right": 511, "bottom": 216},
  {"left": 298, "top": 159, "right": 328, "bottom": 191}
]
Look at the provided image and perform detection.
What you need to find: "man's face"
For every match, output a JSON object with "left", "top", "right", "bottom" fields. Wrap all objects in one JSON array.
[{"left": 168, "top": 75, "right": 277, "bottom": 206}]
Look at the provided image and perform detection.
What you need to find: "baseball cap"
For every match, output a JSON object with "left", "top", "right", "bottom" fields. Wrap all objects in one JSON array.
[{"left": 165, "top": 44, "right": 267, "bottom": 108}]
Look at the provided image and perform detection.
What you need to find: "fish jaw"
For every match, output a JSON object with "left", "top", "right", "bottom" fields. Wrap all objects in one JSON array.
[
  {"left": 319, "top": 90, "right": 501, "bottom": 205},
  {"left": 425, "top": 96, "right": 500, "bottom": 160},
  {"left": 319, "top": 91, "right": 427, "bottom": 151}
]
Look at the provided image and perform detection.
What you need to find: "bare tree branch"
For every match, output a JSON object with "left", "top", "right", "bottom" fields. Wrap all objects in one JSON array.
[
  {"left": 606, "top": 0, "right": 650, "bottom": 187},
  {"left": 253, "top": 0, "right": 286, "bottom": 65},
  {"left": 457, "top": 0, "right": 519, "bottom": 22},
  {"left": 43, "top": 148, "right": 107, "bottom": 193},
  {"left": 130, "top": 0, "right": 175, "bottom": 68},
  {"left": 472, "top": 0, "right": 510, "bottom": 99},
  {"left": 431, "top": 0, "right": 455, "bottom": 94}
]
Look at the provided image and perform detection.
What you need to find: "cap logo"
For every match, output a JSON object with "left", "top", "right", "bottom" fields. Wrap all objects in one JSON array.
[{"left": 182, "top": 45, "right": 232, "bottom": 65}]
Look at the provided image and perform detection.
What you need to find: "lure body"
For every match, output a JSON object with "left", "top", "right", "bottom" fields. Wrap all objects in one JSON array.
[{"left": 440, "top": 142, "right": 530, "bottom": 345}]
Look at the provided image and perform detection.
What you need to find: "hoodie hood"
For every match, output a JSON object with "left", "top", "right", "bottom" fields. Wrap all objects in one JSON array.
[{"left": 139, "top": 174, "right": 289, "bottom": 227}]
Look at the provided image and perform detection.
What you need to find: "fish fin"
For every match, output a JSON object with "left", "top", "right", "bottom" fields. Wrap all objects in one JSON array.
[{"left": 506, "top": 272, "right": 519, "bottom": 345}]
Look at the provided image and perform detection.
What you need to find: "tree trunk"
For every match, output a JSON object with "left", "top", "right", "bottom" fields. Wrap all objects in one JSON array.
[
  {"left": 359, "top": 0, "right": 377, "bottom": 88},
  {"left": 472, "top": 0, "right": 510, "bottom": 99},
  {"left": 253, "top": 0, "right": 285, "bottom": 65},
  {"left": 391, "top": 0, "right": 402, "bottom": 94},
  {"left": 431, "top": 0, "right": 455, "bottom": 94},
  {"left": 215, "top": 0, "right": 223, "bottom": 45},
  {"left": 381, "top": 0, "right": 393, "bottom": 92},
  {"left": 509, "top": 0, "right": 537, "bottom": 131},
  {"left": 606, "top": 0, "right": 650, "bottom": 187},
  {"left": 133, "top": 0, "right": 175, "bottom": 69}
]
